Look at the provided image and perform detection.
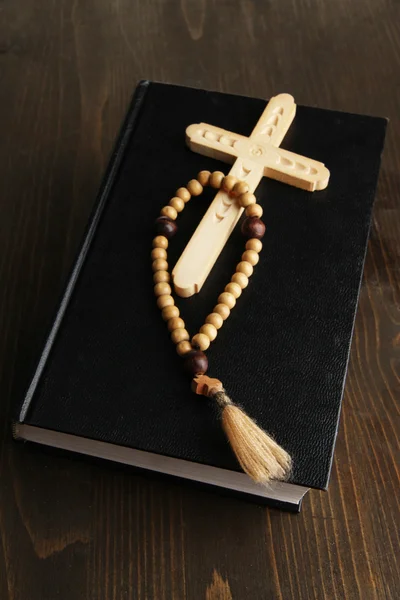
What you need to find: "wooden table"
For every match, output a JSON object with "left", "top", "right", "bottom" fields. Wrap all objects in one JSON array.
[{"left": 0, "top": 1, "right": 399, "bottom": 598}]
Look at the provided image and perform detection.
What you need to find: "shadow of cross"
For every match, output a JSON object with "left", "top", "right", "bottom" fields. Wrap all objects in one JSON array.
[{"left": 172, "top": 93, "right": 330, "bottom": 298}]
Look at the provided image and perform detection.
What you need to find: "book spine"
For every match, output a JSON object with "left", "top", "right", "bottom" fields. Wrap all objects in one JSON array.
[{"left": 16, "top": 80, "right": 150, "bottom": 423}]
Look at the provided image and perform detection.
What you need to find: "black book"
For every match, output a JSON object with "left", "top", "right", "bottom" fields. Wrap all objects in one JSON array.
[{"left": 13, "top": 81, "right": 387, "bottom": 512}]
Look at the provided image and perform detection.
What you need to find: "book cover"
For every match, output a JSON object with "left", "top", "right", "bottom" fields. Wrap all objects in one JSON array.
[{"left": 13, "top": 81, "right": 387, "bottom": 511}]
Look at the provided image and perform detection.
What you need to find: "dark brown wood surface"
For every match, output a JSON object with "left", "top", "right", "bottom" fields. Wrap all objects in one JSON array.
[{"left": 0, "top": 1, "right": 399, "bottom": 598}]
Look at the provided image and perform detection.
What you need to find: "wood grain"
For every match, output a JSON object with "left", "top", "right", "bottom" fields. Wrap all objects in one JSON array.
[{"left": 0, "top": 0, "right": 399, "bottom": 598}]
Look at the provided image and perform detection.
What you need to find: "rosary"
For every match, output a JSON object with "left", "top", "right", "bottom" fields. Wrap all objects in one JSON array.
[
  {"left": 152, "top": 170, "right": 292, "bottom": 485},
  {"left": 151, "top": 94, "right": 329, "bottom": 486}
]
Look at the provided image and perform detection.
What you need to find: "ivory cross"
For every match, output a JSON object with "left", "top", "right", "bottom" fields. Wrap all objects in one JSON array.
[{"left": 172, "top": 93, "right": 330, "bottom": 297}]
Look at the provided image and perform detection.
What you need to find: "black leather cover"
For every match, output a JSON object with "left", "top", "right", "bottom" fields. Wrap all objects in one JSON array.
[{"left": 16, "top": 81, "right": 387, "bottom": 490}]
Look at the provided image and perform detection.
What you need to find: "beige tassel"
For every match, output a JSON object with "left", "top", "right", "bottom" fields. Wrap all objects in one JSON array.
[{"left": 192, "top": 375, "right": 292, "bottom": 485}]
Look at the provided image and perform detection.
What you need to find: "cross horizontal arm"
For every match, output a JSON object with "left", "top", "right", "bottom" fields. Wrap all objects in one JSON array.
[
  {"left": 186, "top": 124, "right": 330, "bottom": 191},
  {"left": 263, "top": 146, "right": 330, "bottom": 191},
  {"left": 186, "top": 123, "right": 245, "bottom": 164}
]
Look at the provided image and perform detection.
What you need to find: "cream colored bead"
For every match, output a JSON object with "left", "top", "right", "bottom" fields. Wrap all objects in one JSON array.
[
  {"left": 161, "top": 305, "right": 179, "bottom": 321},
  {"left": 218, "top": 292, "right": 236, "bottom": 309},
  {"left": 242, "top": 249, "right": 259, "bottom": 266},
  {"left": 231, "top": 272, "right": 249, "bottom": 288},
  {"left": 245, "top": 203, "right": 263, "bottom": 218},
  {"left": 200, "top": 323, "right": 217, "bottom": 341},
  {"left": 176, "top": 340, "right": 192, "bottom": 356},
  {"left": 222, "top": 175, "right": 237, "bottom": 193},
  {"left": 176, "top": 187, "right": 191, "bottom": 202},
  {"left": 154, "top": 282, "right": 172, "bottom": 297},
  {"left": 246, "top": 238, "right": 263, "bottom": 253},
  {"left": 197, "top": 170, "right": 211, "bottom": 186},
  {"left": 151, "top": 247, "right": 167, "bottom": 260},
  {"left": 214, "top": 303, "right": 230, "bottom": 320},
  {"left": 187, "top": 179, "right": 203, "bottom": 196},
  {"left": 152, "top": 235, "right": 168, "bottom": 249},
  {"left": 169, "top": 196, "right": 185, "bottom": 213},
  {"left": 239, "top": 192, "right": 256, "bottom": 208},
  {"left": 161, "top": 205, "right": 178, "bottom": 220},
  {"left": 192, "top": 333, "right": 210, "bottom": 351},
  {"left": 152, "top": 258, "right": 168, "bottom": 272},
  {"left": 236, "top": 261, "right": 253, "bottom": 277},
  {"left": 225, "top": 282, "right": 242, "bottom": 298},
  {"left": 232, "top": 181, "right": 249, "bottom": 197},
  {"left": 171, "top": 328, "right": 190, "bottom": 344},
  {"left": 205, "top": 312, "right": 224, "bottom": 329},
  {"left": 157, "top": 294, "right": 174, "bottom": 310},
  {"left": 209, "top": 171, "right": 225, "bottom": 188},
  {"left": 153, "top": 270, "right": 170, "bottom": 284},
  {"left": 167, "top": 317, "right": 185, "bottom": 332}
]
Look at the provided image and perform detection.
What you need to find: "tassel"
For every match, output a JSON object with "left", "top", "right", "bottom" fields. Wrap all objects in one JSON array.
[{"left": 192, "top": 375, "right": 292, "bottom": 485}]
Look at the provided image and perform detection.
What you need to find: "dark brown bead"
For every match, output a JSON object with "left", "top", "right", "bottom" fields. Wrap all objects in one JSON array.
[
  {"left": 183, "top": 350, "right": 208, "bottom": 376},
  {"left": 241, "top": 217, "right": 266, "bottom": 240},
  {"left": 155, "top": 216, "right": 178, "bottom": 239}
]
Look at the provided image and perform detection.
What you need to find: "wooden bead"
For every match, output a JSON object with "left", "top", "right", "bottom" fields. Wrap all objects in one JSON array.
[
  {"left": 209, "top": 171, "right": 225, "bottom": 188},
  {"left": 155, "top": 216, "right": 178, "bottom": 239},
  {"left": 245, "top": 203, "right": 263, "bottom": 218},
  {"left": 167, "top": 317, "right": 185, "bottom": 332},
  {"left": 154, "top": 282, "right": 172, "bottom": 297},
  {"left": 192, "top": 333, "right": 210, "bottom": 351},
  {"left": 151, "top": 247, "right": 167, "bottom": 260},
  {"left": 222, "top": 175, "right": 237, "bottom": 193},
  {"left": 205, "top": 312, "right": 223, "bottom": 329},
  {"left": 161, "top": 205, "right": 178, "bottom": 220},
  {"left": 239, "top": 192, "right": 256, "bottom": 208},
  {"left": 152, "top": 235, "right": 168, "bottom": 249},
  {"left": 236, "top": 261, "right": 253, "bottom": 277},
  {"left": 176, "top": 340, "right": 192, "bottom": 357},
  {"left": 157, "top": 294, "right": 174, "bottom": 310},
  {"left": 218, "top": 292, "right": 236, "bottom": 309},
  {"left": 184, "top": 350, "right": 208, "bottom": 376},
  {"left": 246, "top": 238, "right": 263, "bottom": 253},
  {"left": 242, "top": 249, "right": 259, "bottom": 266},
  {"left": 200, "top": 323, "right": 217, "bottom": 341},
  {"left": 187, "top": 179, "right": 203, "bottom": 196},
  {"left": 232, "top": 181, "right": 249, "bottom": 197},
  {"left": 197, "top": 170, "right": 211, "bottom": 186},
  {"left": 231, "top": 272, "right": 249, "bottom": 288},
  {"left": 153, "top": 270, "right": 170, "bottom": 284},
  {"left": 169, "top": 196, "right": 185, "bottom": 213},
  {"left": 241, "top": 217, "right": 266, "bottom": 239},
  {"left": 225, "top": 282, "right": 242, "bottom": 298},
  {"left": 152, "top": 258, "right": 168, "bottom": 272},
  {"left": 214, "top": 303, "right": 230, "bottom": 320},
  {"left": 161, "top": 305, "right": 179, "bottom": 321},
  {"left": 171, "top": 328, "right": 190, "bottom": 344},
  {"left": 176, "top": 187, "right": 191, "bottom": 202}
]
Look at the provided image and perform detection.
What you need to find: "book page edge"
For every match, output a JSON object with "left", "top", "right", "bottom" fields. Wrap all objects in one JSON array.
[{"left": 14, "top": 423, "right": 309, "bottom": 506}]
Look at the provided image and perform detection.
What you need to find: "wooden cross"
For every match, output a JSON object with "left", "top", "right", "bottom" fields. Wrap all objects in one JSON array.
[{"left": 172, "top": 93, "right": 330, "bottom": 298}]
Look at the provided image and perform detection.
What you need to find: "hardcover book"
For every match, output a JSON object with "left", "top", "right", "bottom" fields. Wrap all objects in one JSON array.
[{"left": 13, "top": 81, "right": 387, "bottom": 512}]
